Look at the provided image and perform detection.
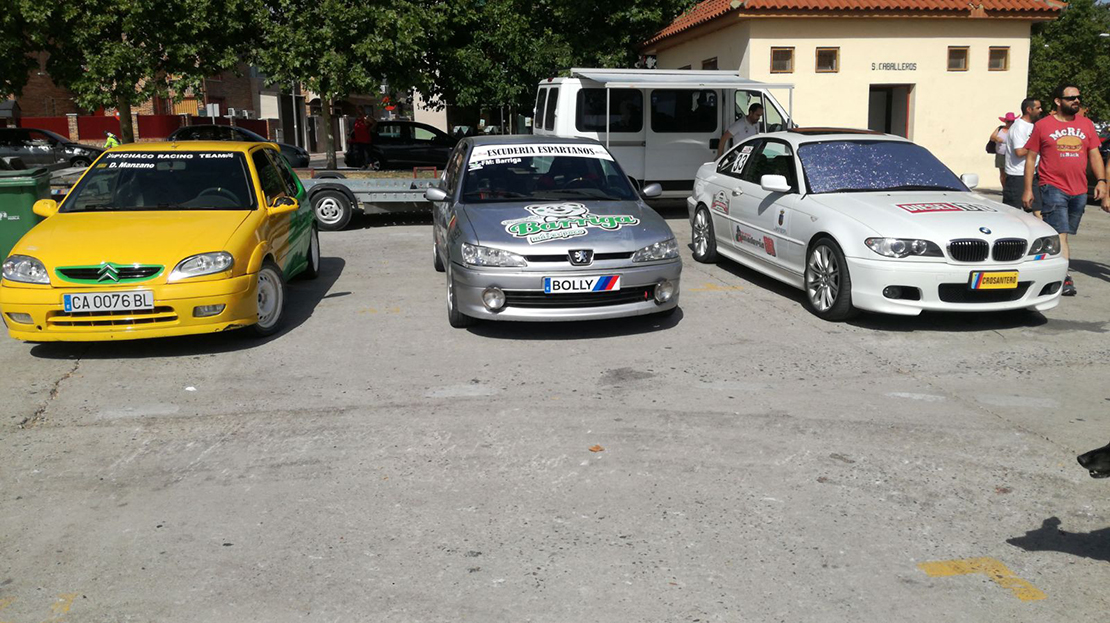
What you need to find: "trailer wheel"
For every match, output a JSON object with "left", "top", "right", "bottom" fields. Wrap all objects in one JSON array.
[{"left": 312, "top": 190, "right": 354, "bottom": 231}]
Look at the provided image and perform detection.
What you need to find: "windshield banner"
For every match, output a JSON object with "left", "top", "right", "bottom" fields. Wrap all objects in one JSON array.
[
  {"left": 99, "top": 152, "right": 235, "bottom": 170},
  {"left": 469, "top": 144, "right": 613, "bottom": 170}
]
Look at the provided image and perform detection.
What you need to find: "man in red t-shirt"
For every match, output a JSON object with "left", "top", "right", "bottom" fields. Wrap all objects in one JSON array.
[
  {"left": 1023, "top": 83, "right": 1108, "bottom": 296},
  {"left": 350, "top": 115, "right": 373, "bottom": 169}
]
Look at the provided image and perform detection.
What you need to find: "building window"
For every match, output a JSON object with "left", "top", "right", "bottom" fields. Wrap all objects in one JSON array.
[
  {"left": 947, "top": 47, "right": 969, "bottom": 71},
  {"left": 771, "top": 47, "right": 794, "bottom": 73},
  {"left": 702, "top": 57, "right": 718, "bottom": 70},
  {"left": 988, "top": 47, "right": 1010, "bottom": 71},
  {"left": 816, "top": 47, "right": 839, "bottom": 73}
]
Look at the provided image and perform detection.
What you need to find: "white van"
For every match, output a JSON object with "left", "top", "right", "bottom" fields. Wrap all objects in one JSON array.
[{"left": 533, "top": 68, "right": 794, "bottom": 198}]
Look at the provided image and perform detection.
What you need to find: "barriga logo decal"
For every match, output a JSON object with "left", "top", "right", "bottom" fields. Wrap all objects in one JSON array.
[
  {"left": 501, "top": 203, "right": 640, "bottom": 245},
  {"left": 896, "top": 202, "right": 998, "bottom": 214}
]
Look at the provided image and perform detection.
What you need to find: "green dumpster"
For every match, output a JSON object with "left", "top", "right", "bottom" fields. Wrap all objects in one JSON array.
[{"left": 0, "top": 167, "right": 50, "bottom": 261}]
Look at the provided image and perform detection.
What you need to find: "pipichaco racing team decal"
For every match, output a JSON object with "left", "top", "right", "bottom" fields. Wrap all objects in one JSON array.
[
  {"left": 501, "top": 203, "right": 640, "bottom": 245},
  {"left": 896, "top": 202, "right": 999, "bottom": 214}
]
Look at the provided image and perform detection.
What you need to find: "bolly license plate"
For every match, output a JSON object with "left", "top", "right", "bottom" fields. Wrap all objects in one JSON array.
[
  {"left": 969, "top": 271, "right": 1019, "bottom": 290},
  {"left": 543, "top": 275, "right": 621, "bottom": 294},
  {"left": 63, "top": 290, "right": 155, "bottom": 313}
]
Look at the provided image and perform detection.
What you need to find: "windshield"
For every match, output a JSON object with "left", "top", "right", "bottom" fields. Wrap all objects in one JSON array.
[
  {"left": 798, "top": 140, "right": 967, "bottom": 194},
  {"left": 61, "top": 151, "right": 256, "bottom": 212},
  {"left": 462, "top": 143, "right": 636, "bottom": 203}
]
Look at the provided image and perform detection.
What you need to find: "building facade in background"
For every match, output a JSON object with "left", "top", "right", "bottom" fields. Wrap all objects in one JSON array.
[{"left": 643, "top": 0, "right": 1062, "bottom": 187}]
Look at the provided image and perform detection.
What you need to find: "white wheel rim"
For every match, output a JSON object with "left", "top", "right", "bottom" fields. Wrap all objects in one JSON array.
[
  {"left": 256, "top": 269, "right": 283, "bottom": 328},
  {"left": 693, "top": 210, "right": 710, "bottom": 257},
  {"left": 806, "top": 245, "right": 840, "bottom": 312},
  {"left": 315, "top": 197, "right": 344, "bottom": 225}
]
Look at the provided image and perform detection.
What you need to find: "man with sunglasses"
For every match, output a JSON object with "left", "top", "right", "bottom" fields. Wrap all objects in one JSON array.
[{"left": 1023, "top": 83, "right": 1107, "bottom": 296}]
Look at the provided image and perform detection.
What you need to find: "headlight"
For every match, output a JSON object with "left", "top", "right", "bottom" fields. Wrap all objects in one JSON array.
[
  {"left": 1028, "top": 235, "right": 1061, "bottom": 256},
  {"left": 632, "top": 238, "right": 680, "bottom": 262},
  {"left": 2, "top": 255, "right": 50, "bottom": 284},
  {"left": 865, "top": 238, "right": 942, "bottom": 258},
  {"left": 461, "top": 243, "right": 527, "bottom": 267},
  {"left": 168, "top": 252, "right": 234, "bottom": 282}
]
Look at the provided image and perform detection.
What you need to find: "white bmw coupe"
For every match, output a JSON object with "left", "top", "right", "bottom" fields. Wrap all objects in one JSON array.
[{"left": 688, "top": 129, "right": 1067, "bottom": 321}]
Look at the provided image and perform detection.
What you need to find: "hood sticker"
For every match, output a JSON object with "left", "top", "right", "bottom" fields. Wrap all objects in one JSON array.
[
  {"left": 897, "top": 202, "right": 999, "bottom": 214},
  {"left": 501, "top": 203, "right": 640, "bottom": 245}
]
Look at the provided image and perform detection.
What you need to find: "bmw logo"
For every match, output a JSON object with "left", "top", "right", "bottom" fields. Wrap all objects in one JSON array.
[{"left": 979, "top": 227, "right": 992, "bottom": 235}]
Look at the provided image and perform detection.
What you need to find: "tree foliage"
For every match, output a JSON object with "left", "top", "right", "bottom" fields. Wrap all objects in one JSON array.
[
  {"left": 0, "top": 1, "right": 44, "bottom": 99},
  {"left": 1029, "top": 0, "right": 1110, "bottom": 120}
]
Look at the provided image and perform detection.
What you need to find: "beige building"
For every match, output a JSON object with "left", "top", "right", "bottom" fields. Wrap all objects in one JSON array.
[{"left": 643, "top": 0, "right": 1062, "bottom": 188}]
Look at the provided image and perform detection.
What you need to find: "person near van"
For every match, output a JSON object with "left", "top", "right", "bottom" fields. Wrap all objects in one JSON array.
[
  {"left": 1003, "top": 98, "right": 1042, "bottom": 215},
  {"left": 990, "top": 113, "right": 1014, "bottom": 187},
  {"left": 351, "top": 115, "right": 372, "bottom": 169},
  {"left": 716, "top": 103, "right": 763, "bottom": 158},
  {"left": 1022, "top": 83, "right": 1107, "bottom": 296},
  {"left": 104, "top": 131, "right": 120, "bottom": 149}
]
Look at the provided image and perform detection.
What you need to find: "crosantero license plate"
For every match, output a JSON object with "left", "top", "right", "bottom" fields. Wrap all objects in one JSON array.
[
  {"left": 543, "top": 275, "right": 621, "bottom": 294},
  {"left": 63, "top": 290, "right": 155, "bottom": 313},
  {"left": 968, "top": 271, "right": 1019, "bottom": 290}
]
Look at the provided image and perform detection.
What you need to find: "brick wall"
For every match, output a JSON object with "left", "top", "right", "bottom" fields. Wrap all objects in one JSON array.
[
  {"left": 17, "top": 53, "right": 81, "bottom": 117},
  {"left": 203, "top": 65, "right": 256, "bottom": 115}
]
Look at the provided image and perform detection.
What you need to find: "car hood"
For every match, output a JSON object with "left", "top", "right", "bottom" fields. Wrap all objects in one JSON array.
[
  {"left": 806, "top": 191, "right": 1058, "bottom": 241},
  {"left": 458, "top": 199, "right": 673, "bottom": 254},
  {"left": 15, "top": 211, "right": 252, "bottom": 272}
]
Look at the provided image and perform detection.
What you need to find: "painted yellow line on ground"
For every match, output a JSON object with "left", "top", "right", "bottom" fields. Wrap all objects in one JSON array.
[
  {"left": 50, "top": 593, "right": 78, "bottom": 615},
  {"left": 918, "top": 557, "right": 1046, "bottom": 601},
  {"left": 688, "top": 283, "right": 745, "bottom": 292}
]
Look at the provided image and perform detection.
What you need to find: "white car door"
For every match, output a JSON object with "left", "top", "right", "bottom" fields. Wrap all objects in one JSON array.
[
  {"left": 726, "top": 139, "right": 804, "bottom": 280},
  {"left": 700, "top": 139, "right": 759, "bottom": 253}
]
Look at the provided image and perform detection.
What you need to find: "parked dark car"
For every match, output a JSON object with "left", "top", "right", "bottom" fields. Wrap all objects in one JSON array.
[
  {"left": 168, "top": 124, "right": 310, "bottom": 168},
  {"left": 343, "top": 120, "right": 456, "bottom": 170},
  {"left": 0, "top": 128, "right": 104, "bottom": 168}
]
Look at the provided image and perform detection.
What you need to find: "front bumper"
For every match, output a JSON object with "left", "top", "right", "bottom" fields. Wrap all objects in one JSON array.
[
  {"left": 451, "top": 260, "right": 682, "bottom": 322},
  {"left": 0, "top": 275, "right": 258, "bottom": 342},
  {"left": 846, "top": 255, "right": 1068, "bottom": 316}
]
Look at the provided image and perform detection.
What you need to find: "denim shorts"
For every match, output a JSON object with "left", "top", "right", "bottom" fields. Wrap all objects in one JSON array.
[{"left": 1039, "top": 184, "right": 1087, "bottom": 235}]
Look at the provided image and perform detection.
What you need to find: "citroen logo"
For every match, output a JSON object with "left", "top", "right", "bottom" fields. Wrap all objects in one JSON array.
[
  {"left": 569, "top": 250, "right": 594, "bottom": 266},
  {"left": 97, "top": 263, "right": 120, "bottom": 282}
]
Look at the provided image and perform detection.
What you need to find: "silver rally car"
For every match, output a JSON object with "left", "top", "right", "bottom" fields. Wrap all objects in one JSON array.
[{"left": 427, "top": 136, "right": 682, "bottom": 327}]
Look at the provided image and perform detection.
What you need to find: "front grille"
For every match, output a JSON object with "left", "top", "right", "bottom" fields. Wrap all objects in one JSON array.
[
  {"left": 947, "top": 239, "right": 989, "bottom": 262},
  {"left": 47, "top": 306, "right": 178, "bottom": 327},
  {"left": 938, "top": 282, "right": 1031, "bottom": 303},
  {"left": 991, "top": 238, "right": 1027, "bottom": 262},
  {"left": 523, "top": 252, "right": 634, "bottom": 262},
  {"left": 56, "top": 264, "right": 163, "bottom": 283},
  {"left": 504, "top": 286, "right": 655, "bottom": 308}
]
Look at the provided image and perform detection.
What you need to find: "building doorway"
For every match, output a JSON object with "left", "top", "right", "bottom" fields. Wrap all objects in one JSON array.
[{"left": 867, "top": 85, "right": 913, "bottom": 138}]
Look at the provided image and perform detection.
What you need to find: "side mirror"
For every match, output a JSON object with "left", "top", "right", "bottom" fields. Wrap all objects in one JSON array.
[
  {"left": 32, "top": 199, "right": 59, "bottom": 218},
  {"left": 960, "top": 173, "right": 979, "bottom": 189},
  {"left": 268, "top": 196, "right": 299, "bottom": 215},
  {"left": 425, "top": 186, "right": 448, "bottom": 202},
  {"left": 641, "top": 183, "right": 663, "bottom": 198},
  {"left": 760, "top": 174, "right": 791, "bottom": 194}
]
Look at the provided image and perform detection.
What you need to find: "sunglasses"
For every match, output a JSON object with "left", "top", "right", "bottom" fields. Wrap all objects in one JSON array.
[{"left": 1061, "top": 95, "right": 1081, "bottom": 102}]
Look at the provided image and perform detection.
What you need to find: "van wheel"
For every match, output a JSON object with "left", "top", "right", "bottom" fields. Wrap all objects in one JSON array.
[
  {"left": 250, "top": 262, "right": 286, "bottom": 337},
  {"left": 803, "top": 237, "right": 858, "bottom": 321},
  {"left": 692, "top": 206, "right": 718, "bottom": 263},
  {"left": 312, "top": 190, "right": 353, "bottom": 231}
]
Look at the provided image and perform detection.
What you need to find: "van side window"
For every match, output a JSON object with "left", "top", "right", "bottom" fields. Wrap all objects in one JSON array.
[
  {"left": 544, "top": 88, "right": 559, "bottom": 130},
  {"left": 575, "top": 89, "right": 643, "bottom": 133},
  {"left": 535, "top": 88, "right": 548, "bottom": 130},
  {"left": 735, "top": 91, "right": 786, "bottom": 132},
  {"left": 650, "top": 90, "right": 717, "bottom": 133}
]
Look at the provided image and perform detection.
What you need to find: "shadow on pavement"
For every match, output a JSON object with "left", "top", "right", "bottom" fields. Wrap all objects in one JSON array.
[
  {"left": 1006, "top": 517, "right": 1110, "bottom": 563},
  {"left": 849, "top": 309, "right": 1049, "bottom": 332},
  {"left": 467, "top": 307, "right": 683, "bottom": 340},
  {"left": 1069, "top": 259, "right": 1110, "bottom": 284},
  {"left": 28, "top": 257, "right": 345, "bottom": 360},
  {"left": 348, "top": 210, "right": 432, "bottom": 229}
]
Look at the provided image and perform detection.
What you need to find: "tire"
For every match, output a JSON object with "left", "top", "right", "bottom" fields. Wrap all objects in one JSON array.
[
  {"left": 691, "top": 206, "right": 718, "bottom": 263},
  {"left": 70, "top": 157, "right": 91, "bottom": 168},
  {"left": 433, "top": 240, "right": 445, "bottom": 273},
  {"left": 446, "top": 266, "right": 474, "bottom": 328},
  {"left": 312, "top": 190, "right": 353, "bottom": 231},
  {"left": 250, "top": 261, "right": 286, "bottom": 337},
  {"left": 301, "top": 226, "right": 320, "bottom": 280},
  {"left": 803, "top": 237, "right": 858, "bottom": 321}
]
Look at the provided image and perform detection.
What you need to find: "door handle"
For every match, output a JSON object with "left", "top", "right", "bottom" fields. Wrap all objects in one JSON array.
[{"left": 731, "top": 188, "right": 743, "bottom": 197}]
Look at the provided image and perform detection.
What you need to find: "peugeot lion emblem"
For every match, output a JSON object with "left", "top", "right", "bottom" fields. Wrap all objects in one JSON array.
[
  {"left": 97, "top": 263, "right": 120, "bottom": 282},
  {"left": 979, "top": 227, "right": 992, "bottom": 235},
  {"left": 569, "top": 249, "right": 594, "bottom": 266}
]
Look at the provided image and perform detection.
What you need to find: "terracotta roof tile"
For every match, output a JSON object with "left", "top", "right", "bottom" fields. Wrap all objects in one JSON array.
[{"left": 647, "top": 0, "right": 1064, "bottom": 45}]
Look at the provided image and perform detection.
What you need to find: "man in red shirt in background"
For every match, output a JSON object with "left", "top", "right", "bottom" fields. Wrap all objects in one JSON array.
[
  {"left": 1023, "top": 83, "right": 1109, "bottom": 296},
  {"left": 351, "top": 114, "right": 373, "bottom": 169}
]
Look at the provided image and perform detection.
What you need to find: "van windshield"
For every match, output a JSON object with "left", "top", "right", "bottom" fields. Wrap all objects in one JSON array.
[
  {"left": 462, "top": 144, "right": 636, "bottom": 203},
  {"left": 61, "top": 151, "right": 256, "bottom": 212},
  {"left": 798, "top": 140, "right": 967, "bottom": 194}
]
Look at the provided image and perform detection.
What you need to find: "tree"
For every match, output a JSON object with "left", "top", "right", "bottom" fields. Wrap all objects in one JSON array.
[
  {"left": 0, "top": 2, "right": 44, "bottom": 99},
  {"left": 33, "top": 0, "right": 260, "bottom": 142},
  {"left": 1029, "top": 0, "right": 1110, "bottom": 120},
  {"left": 253, "top": 0, "right": 439, "bottom": 169}
]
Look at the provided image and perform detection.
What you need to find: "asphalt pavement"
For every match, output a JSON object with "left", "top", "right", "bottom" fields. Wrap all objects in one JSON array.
[{"left": 1, "top": 197, "right": 1109, "bottom": 622}]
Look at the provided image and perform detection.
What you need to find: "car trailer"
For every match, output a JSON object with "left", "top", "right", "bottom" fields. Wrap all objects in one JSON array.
[{"left": 301, "top": 173, "right": 439, "bottom": 231}]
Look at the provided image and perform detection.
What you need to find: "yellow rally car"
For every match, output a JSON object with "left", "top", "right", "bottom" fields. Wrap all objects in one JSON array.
[{"left": 0, "top": 141, "right": 319, "bottom": 341}]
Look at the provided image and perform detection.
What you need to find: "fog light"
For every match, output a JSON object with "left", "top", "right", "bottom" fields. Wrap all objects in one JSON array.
[
  {"left": 6, "top": 312, "right": 32, "bottom": 324},
  {"left": 883, "top": 286, "right": 902, "bottom": 299},
  {"left": 654, "top": 280, "right": 676, "bottom": 304},
  {"left": 193, "top": 304, "right": 226, "bottom": 318},
  {"left": 481, "top": 287, "right": 505, "bottom": 311}
]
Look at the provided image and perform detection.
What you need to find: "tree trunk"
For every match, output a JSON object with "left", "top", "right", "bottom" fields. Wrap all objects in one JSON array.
[
  {"left": 117, "top": 95, "right": 134, "bottom": 143},
  {"left": 321, "top": 97, "right": 336, "bottom": 170}
]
